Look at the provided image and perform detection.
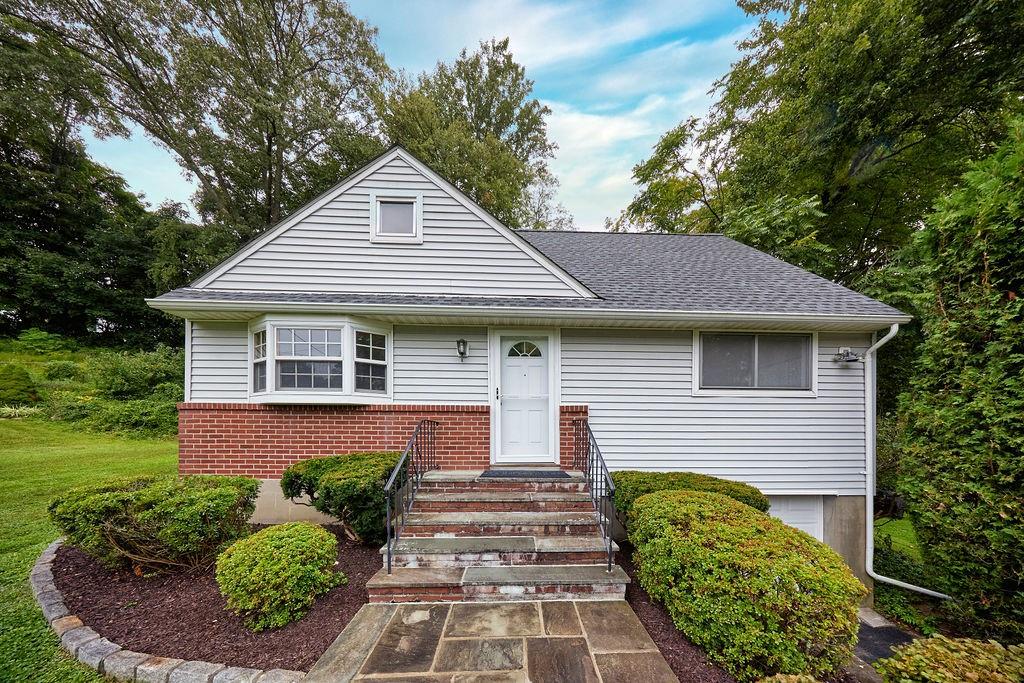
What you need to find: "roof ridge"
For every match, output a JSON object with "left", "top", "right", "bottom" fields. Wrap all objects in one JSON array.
[{"left": 516, "top": 229, "right": 724, "bottom": 236}]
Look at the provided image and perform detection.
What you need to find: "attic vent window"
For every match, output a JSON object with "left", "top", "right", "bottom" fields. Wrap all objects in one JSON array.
[{"left": 370, "top": 191, "right": 423, "bottom": 244}]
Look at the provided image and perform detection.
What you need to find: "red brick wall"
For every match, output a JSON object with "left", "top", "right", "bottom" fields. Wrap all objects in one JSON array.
[
  {"left": 559, "top": 404, "right": 589, "bottom": 470},
  {"left": 178, "top": 403, "right": 590, "bottom": 478}
]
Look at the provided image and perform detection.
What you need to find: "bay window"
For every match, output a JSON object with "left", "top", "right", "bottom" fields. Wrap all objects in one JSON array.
[{"left": 249, "top": 319, "right": 390, "bottom": 401}]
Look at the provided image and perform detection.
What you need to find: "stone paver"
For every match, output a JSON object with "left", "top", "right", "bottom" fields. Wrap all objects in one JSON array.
[
  {"left": 434, "top": 638, "right": 523, "bottom": 672},
  {"left": 60, "top": 626, "right": 100, "bottom": 656},
  {"left": 359, "top": 604, "right": 448, "bottom": 674},
  {"left": 576, "top": 599, "right": 658, "bottom": 653},
  {"left": 212, "top": 667, "right": 263, "bottom": 683},
  {"left": 102, "top": 650, "right": 153, "bottom": 680},
  {"left": 136, "top": 656, "right": 186, "bottom": 683},
  {"left": 443, "top": 603, "right": 540, "bottom": 637},
  {"left": 77, "top": 636, "right": 121, "bottom": 669},
  {"left": 308, "top": 600, "right": 671, "bottom": 682},
  {"left": 307, "top": 604, "right": 396, "bottom": 682},
  {"left": 253, "top": 670, "right": 305, "bottom": 682},
  {"left": 540, "top": 601, "right": 581, "bottom": 635},
  {"left": 595, "top": 651, "right": 678, "bottom": 683},
  {"left": 168, "top": 659, "right": 226, "bottom": 683},
  {"left": 526, "top": 637, "right": 600, "bottom": 683},
  {"left": 50, "top": 615, "right": 83, "bottom": 636}
]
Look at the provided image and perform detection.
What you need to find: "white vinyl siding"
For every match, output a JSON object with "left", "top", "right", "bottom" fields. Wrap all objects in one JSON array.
[
  {"left": 560, "top": 329, "right": 869, "bottom": 495},
  {"left": 392, "top": 325, "right": 489, "bottom": 404},
  {"left": 189, "top": 321, "right": 249, "bottom": 401},
  {"left": 202, "top": 156, "right": 581, "bottom": 297}
]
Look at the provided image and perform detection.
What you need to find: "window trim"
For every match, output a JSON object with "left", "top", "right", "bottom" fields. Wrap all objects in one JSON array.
[
  {"left": 369, "top": 190, "right": 423, "bottom": 244},
  {"left": 247, "top": 316, "right": 393, "bottom": 404},
  {"left": 691, "top": 330, "right": 818, "bottom": 397},
  {"left": 354, "top": 329, "right": 389, "bottom": 394},
  {"left": 251, "top": 326, "right": 268, "bottom": 394}
]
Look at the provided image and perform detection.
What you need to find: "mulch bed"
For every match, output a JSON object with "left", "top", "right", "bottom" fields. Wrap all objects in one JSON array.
[
  {"left": 618, "top": 543, "right": 737, "bottom": 683},
  {"left": 52, "top": 527, "right": 380, "bottom": 671}
]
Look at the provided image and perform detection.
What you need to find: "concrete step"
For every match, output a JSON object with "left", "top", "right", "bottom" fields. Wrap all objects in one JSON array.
[
  {"left": 419, "top": 471, "right": 588, "bottom": 494},
  {"left": 398, "top": 511, "right": 600, "bottom": 537},
  {"left": 366, "top": 564, "right": 629, "bottom": 603},
  {"left": 380, "top": 535, "right": 617, "bottom": 568},
  {"left": 414, "top": 491, "right": 594, "bottom": 512}
]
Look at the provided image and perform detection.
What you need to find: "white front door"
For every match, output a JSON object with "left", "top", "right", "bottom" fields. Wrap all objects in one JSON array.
[{"left": 498, "top": 337, "right": 551, "bottom": 462}]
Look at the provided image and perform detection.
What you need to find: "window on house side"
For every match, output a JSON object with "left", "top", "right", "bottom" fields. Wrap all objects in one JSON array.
[
  {"left": 378, "top": 200, "right": 416, "bottom": 235},
  {"left": 701, "top": 333, "right": 811, "bottom": 390},
  {"left": 275, "top": 328, "right": 344, "bottom": 390},
  {"left": 252, "top": 329, "right": 267, "bottom": 392},
  {"left": 355, "top": 330, "right": 387, "bottom": 392}
]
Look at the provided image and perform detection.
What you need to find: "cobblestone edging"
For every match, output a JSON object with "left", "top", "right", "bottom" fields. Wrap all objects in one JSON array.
[{"left": 30, "top": 540, "right": 305, "bottom": 683}]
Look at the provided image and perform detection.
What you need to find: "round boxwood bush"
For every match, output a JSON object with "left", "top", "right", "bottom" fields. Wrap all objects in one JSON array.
[
  {"left": 281, "top": 451, "right": 400, "bottom": 544},
  {"left": 216, "top": 522, "right": 345, "bottom": 631},
  {"left": 49, "top": 475, "right": 259, "bottom": 571},
  {"left": 43, "top": 360, "right": 80, "bottom": 381},
  {"left": 629, "top": 490, "right": 866, "bottom": 682},
  {"left": 612, "top": 470, "right": 770, "bottom": 517},
  {"left": 876, "top": 635, "right": 1024, "bottom": 683},
  {"left": 0, "top": 364, "right": 40, "bottom": 406}
]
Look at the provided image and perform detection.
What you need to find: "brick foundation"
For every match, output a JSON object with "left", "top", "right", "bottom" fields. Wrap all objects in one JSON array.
[{"left": 178, "top": 403, "right": 589, "bottom": 478}]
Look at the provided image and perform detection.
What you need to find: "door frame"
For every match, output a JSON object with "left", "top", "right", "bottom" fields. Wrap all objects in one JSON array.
[{"left": 487, "top": 327, "right": 561, "bottom": 465}]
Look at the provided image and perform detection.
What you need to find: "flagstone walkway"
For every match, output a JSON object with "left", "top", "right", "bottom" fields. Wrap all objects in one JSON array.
[{"left": 306, "top": 600, "right": 677, "bottom": 683}]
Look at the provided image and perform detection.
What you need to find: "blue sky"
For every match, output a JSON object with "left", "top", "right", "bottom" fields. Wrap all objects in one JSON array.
[{"left": 84, "top": 0, "right": 751, "bottom": 229}]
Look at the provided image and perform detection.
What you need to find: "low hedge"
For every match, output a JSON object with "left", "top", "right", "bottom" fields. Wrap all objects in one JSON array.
[
  {"left": 0, "top": 364, "right": 40, "bottom": 406},
  {"left": 281, "top": 451, "right": 400, "bottom": 545},
  {"left": 49, "top": 475, "right": 259, "bottom": 571},
  {"left": 612, "top": 470, "right": 770, "bottom": 516},
  {"left": 875, "top": 635, "right": 1024, "bottom": 683},
  {"left": 216, "top": 522, "right": 345, "bottom": 631},
  {"left": 630, "top": 490, "right": 865, "bottom": 682}
]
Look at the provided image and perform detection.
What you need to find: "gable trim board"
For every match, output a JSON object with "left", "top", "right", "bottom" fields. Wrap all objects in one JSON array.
[{"left": 189, "top": 147, "right": 596, "bottom": 299}]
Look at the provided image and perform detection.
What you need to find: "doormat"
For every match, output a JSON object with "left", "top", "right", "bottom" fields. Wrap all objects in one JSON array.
[{"left": 480, "top": 470, "right": 571, "bottom": 479}]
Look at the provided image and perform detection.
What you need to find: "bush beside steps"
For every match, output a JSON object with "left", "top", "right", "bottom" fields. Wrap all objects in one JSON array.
[
  {"left": 629, "top": 489, "right": 865, "bottom": 682},
  {"left": 875, "top": 635, "right": 1024, "bottom": 683},
  {"left": 611, "top": 469, "right": 770, "bottom": 517},
  {"left": 216, "top": 522, "right": 345, "bottom": 631},
  {"left": 281, "top": 451, "right": 401, "bottom": 545}
]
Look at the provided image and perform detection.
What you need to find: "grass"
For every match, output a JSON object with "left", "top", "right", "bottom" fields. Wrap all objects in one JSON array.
[
  {"left": 875, "top": 516, "right": 922, "bottom": 560},
  {"left": 0, "top": 418, "right": 176, "bottom": 681}
]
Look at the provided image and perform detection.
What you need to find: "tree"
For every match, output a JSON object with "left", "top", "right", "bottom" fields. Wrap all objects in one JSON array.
[
  {"left": 384, "top": 38, "right": 570, "bottom": 229},
  {"left": 20, "top": 0, "right": 391, "bottom": 241},
  {"left": 0, "top": 16, "right": 179, "bottom": 344},
  {"left": 619, "top": 0, "right": 1024, "bottom": 283},
  {"left": 899, "top": 118, "right": 1024, "bottom": 641}
]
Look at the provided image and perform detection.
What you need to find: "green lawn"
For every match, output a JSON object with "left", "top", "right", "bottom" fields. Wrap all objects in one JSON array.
[
  {"left": 0, "top": 419, "right": 176, "bottom": 681},
  {"left": 875, "top": 516, "right": 922, "bottom": 561}
]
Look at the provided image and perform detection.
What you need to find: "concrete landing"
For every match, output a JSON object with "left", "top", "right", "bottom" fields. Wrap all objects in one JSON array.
[{"left": 306, "top": 600, "right": 675, "bottom": 683}]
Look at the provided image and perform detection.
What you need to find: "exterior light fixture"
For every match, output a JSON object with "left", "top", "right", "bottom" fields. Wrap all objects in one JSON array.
[
  {"left": 832, "top": 347, "right": 861, "bottom": 362},
  {"left": 455, "top": 338, "right": 469, "bottom": 361}
]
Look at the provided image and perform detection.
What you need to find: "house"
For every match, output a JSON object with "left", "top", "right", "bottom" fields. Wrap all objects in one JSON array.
[{"left": 148, "top": 146, "right": 909, "bottom": 593}]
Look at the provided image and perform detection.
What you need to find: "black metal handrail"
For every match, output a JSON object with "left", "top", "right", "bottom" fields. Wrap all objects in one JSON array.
[
  {"left": 384, "top": 419, "right": 439, "bottom": 573},
  {"left": 572, "top": 418, "right": 617, "bottom": 571}
]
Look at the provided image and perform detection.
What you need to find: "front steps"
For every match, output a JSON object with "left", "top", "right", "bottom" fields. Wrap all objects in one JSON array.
[{"left": 367, "top": 470, "right": 628, "bottom": 603}]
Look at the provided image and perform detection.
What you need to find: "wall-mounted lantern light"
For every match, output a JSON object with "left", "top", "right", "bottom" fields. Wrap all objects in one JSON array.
[
  {"left": 832, "top": 347, "right": 862, "bottom": 362},
  {"left": 455, "top": 338, "right": 469, "bottom": 361}
]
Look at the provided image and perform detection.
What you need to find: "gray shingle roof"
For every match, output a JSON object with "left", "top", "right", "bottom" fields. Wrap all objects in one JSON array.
[{"left": 151, "top": 231, "right": 906, "bottom": 320}]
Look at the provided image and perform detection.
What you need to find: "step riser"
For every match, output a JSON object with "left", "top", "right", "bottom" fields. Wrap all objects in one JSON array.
[
  {"left": 368, "top": 583, "right": 625, "bottom": 603},
  {"left": 403, "top": 523, "right": 600, "bottom": 537},
  {"left": 421, "top": 482, "right": 588, "bottom": 493},
  {"left": 414, "top": 500, "right": 592, "bottom": 512},
  {"left": 386, "top": 551, "right": 611, "bottom": 568}
]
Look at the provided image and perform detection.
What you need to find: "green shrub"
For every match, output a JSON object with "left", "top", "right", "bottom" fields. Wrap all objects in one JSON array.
[
  {"left": 629, "top": 490, "right": 865, "bottom": 682},
  {"left": 0, "top": 364, "right": 40, "bottom": 406},
  {"left": 756, "top": 676, "right": 822, "bottom": 683},
  {"left": 83, "top": 398, "right": 179, "bottom": 437},
  {"left": 43, "top": 360, "right": 80, "bottom": 381},
  {"left": 12, "top": 328, "right": 76, "bottom": 353},
  {"left": 216, "top": 522, "right": 344, "bottom": 631},
  {"left": 43, "top": 391, "right": 98, "bottom": 422},
  {"left": 49, "top": 475, "right": 259, "bottom": 571},
  {"left": 86, "top": 346, "right": 184, "bottom": 399},
  {"left": 281, "top": 451, "right": 400, "bottom": 544},
  {"left": 612, "top": 470, "right": 770, "bottom": 517},
  {"left": 0, "top": 405, "right": 43, "bottom": 419},
  {"left": 876, "top": 635, "right": 1024, "bottom": 683}
]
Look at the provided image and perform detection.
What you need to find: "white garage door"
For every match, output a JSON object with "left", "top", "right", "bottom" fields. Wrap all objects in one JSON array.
[{"left": 768, "top": 495, "right": 824, "bottom": 540}]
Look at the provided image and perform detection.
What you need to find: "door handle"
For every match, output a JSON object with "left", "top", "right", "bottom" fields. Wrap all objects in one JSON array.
[{"left": 495, "top": 387, "right": 501, "bottom": 401}]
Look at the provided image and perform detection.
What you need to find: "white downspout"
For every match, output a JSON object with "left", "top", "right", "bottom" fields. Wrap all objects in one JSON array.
[{"left": 863, "top": 323, "right": 952, "bottom": 600}]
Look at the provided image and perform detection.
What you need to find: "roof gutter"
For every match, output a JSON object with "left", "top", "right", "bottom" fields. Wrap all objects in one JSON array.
[
  {"left": 863, "top": 323, "right": 951, "bottom": 600},
  {"left": 146, "top": 297, "right": 911, "bottom": 328}
]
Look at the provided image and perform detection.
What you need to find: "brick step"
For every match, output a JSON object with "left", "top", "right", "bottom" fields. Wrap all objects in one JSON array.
[
  {"left": 366, "top": 564, "right": 629, "bottom": 603},
  {"left": 419, "top": 471, "right": 589, "bottom": 494},
  {"left": 380, "top": 535, "right": 616, "bottom": 568},
  {"left": 398, "top": 511, "right": 600, "bottom": 537},
  {"left": 413, "top": 491, "right": 594, "bottom": 512}
]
